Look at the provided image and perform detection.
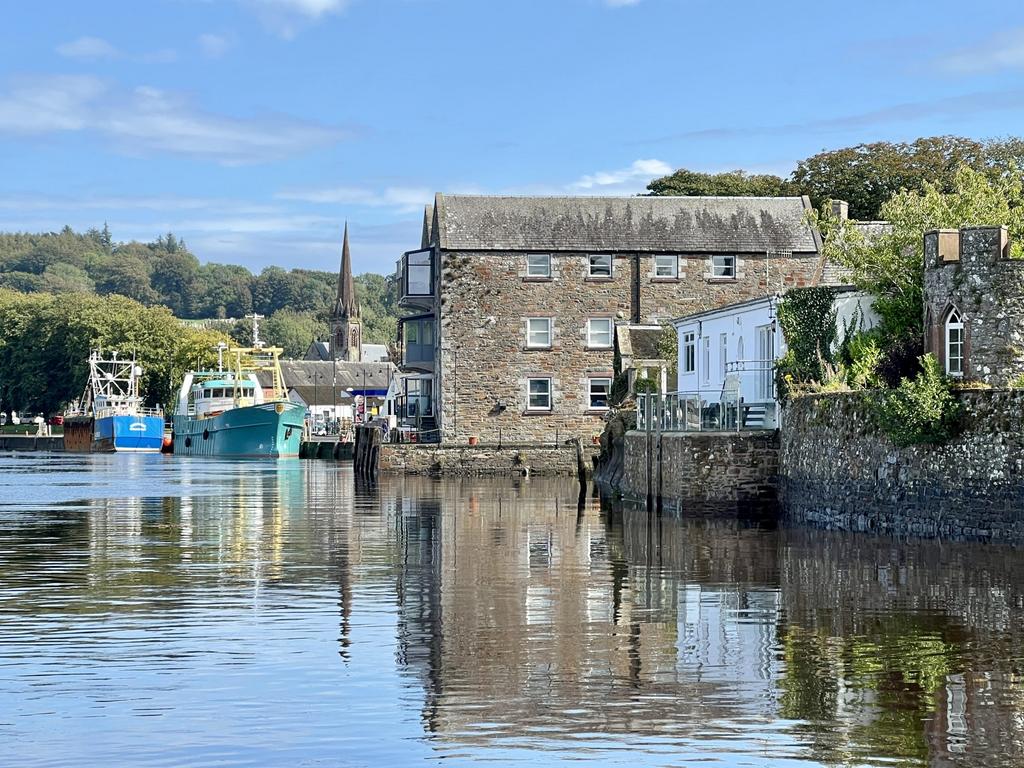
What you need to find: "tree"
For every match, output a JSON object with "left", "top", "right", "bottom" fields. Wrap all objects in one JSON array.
[
  {"left": 647, "top": 169, "right": 795, "bottom": 197},
  {"left": 816, "top": 166, "right": 1024, "bottom": 340},
  {"left": 264, "top": 309, "right": 327, "bottom": 358}
]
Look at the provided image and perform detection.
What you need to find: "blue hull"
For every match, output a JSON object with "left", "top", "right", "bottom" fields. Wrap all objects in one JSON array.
[
  {"left": 94, "top": 414, "right": 165, "bottom": 453},
  {"left": 172, "top": 402, "right": 305, "bottom": 458}
]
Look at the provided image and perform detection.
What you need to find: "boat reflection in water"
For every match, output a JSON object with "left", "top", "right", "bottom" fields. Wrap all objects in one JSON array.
[{"left": 1, "top": 457, "right": 1023, "bottom": 767}]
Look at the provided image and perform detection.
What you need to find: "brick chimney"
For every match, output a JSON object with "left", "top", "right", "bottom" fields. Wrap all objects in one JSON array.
[{"left": 831, "top": 200, "right": 849, "bottom": 221}]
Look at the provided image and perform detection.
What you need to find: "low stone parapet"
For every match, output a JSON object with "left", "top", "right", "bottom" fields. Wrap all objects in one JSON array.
[{"left": 379, "top": 442, "right": 597, "bottom": 477}]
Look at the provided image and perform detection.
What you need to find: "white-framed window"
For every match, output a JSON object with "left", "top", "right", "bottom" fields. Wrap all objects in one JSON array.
[
  {"left": 654, "top": 254, "right": 678, "bottom": 278},
  {"left": 711, "top": 255, "right": 737, "bottom": 279},
  {"left": 702, "top": 336, "right": 711, "bottom": 383},
  {"left": 683, "top": 332, "right": 696, "bottom": 373},
  {"left": 945, "top": 307, "right": 964, "bottom": 377},
  {"left": 588, "top": 378, "right": 611, "bottom": 410},
  {"left": 526, "top": 318, "right": 552, "bottom": 348},
  {"left": 526, "top": 253, "right": 551, "bottom": 278},
  {"left": 588, "top": 253, "right": 612, "bottom": 278},
  {"left": 720, "top": 333, "right": 728, "bottom": 378},
  {"left": 527, "top": 377, "right": 552, "bottom": 411},
  {"left": 587, "top": 318, "right": 613, "bottom": 348}
]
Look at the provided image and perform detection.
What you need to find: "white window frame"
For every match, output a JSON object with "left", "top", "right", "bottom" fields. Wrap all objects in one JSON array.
[
  {"left": 588, "top": 253, "right": 613, "bottom": 278},
  {"left": 683, "top": 332, "right": 696, "bottom": 373},
  {"left": 654, "top": 254, "right": 678, "bottom": 279},
  {"left": 527, "top": 377, "right": 552, "bottom": 411},
  {"left": 526, "top": 317, "right": 552, "bottom": 349},
  {"left": 587, "top": 318, "right": 613, "bottom": 349},
  {"left": 711, "top": 254, "right": 737, "bottom": 279},
  {"left": 702, "top": 336, "right": 711, "bottom": 384},
  {"left": 945, "top": 308, "right": 964, "bottom": 377},
  {"left": 588, "top": 378, "right": 611, "bottom": 410},
  {"left": 526, "top": 253, "right": 551, "bottom": 278},
  {"left": 720, "top": 333, "right": 728, "bottom": 379}
]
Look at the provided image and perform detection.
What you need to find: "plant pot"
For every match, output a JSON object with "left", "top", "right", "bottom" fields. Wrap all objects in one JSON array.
[{"left": 468, "top": 436, "right": 479, "bottom": 446}]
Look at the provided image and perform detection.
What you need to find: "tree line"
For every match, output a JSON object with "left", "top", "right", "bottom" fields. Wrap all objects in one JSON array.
[
  {"left": 0, "top": 226, "right": 398, "bottom": 355},
  {"left": 647, "top": 135, "right": 1024, "bottom": 221}
]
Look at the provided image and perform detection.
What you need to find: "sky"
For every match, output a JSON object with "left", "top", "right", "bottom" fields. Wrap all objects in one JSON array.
[{"left": 2, "top": 0, "right": 1024, "bottom": 277}]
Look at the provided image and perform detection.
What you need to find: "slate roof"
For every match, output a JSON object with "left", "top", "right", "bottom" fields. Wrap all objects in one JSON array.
[
  {"left": 433, "top": 194, "right": 820, "bottom": 253},
  {"left": 256, "top": 360, "right": 395, "bottom": 405},
  {"left": 616, "top": 324, "right": 667, "bottom": 363}
]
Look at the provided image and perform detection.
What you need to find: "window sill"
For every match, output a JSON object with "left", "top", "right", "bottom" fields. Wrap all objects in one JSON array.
[
  {"left": 584, "top": 346, "right": 613, "bottom": 352},
  {"left": 522, "top": 276, "right": 553, "bottom": 283},
  {"left": 522, "top": 409, "right": 554, "bottom": 416},
  {"left": 584, "top": 276, "right": 614, "bottom": 282},
  {"left": 706, "top": 277, "right": 737, "bottom": 283},
  {"left": 651, "top": 277, "right": 680, "bottom": 283},
  {"left": 586, "top": 408, "right": 609, "bottom": 413},
  {"left": 523, "top": 346, "right": 553, "bottom": 352}
]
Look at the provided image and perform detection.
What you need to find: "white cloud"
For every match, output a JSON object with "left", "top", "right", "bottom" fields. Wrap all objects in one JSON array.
[
  {"left": 0, "top": 74, "right": 349, "bottom": 164},
  {"left": 253, "top": 0, "right": 350, "bottom": 18},
  {"left": 276, "top": 185, "right": 433, "bottom": 213},
  {"left": 242, "top": 0, "right": 352, "bottom": 38},
  {"left": 198, "top": 33, "right": 232, "bottom": 58},
  {"left": 606, "top": 0, "right": 642, "bottom": 6},
  {"left": 56, "top": 36, "right": 120, "bottom": 60},
  {"left": 938, "top": 27, "right": 1024, "bottom": 74},
  {"left": 569, "top": 158, "right": 672, "bottom": 192}
]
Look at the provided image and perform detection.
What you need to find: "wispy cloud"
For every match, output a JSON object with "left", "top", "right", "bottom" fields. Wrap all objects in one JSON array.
[
  {"left": 569, "top": 158, "right": 671, "bottom": 191},
  {"left": 56, "top": 36, "right": 120, "bottom": 60},
  {"left": 636, "top": 89, "right": 1024, "bottom": 144},
  {"left": 937, "top": 27, "right": 1024, "bottom": 74},
  {"left": 198, "top": 33, "right": 233, "bottom": 58},
  {"left": 605, "top": 0, "right": 642, "bottom": 6},
  {"left": 241, "top": 0, "right": 353, "bottom": 38},
  {"left": 0, "top": 74, "right": 350, "bottom": 164},
  {"left": 276, "top": 185, "right": 433, "bottom": 213}
]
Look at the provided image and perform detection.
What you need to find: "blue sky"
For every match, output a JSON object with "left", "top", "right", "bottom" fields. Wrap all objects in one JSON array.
[{"left": 2, "top": 0, "right": 1023, "bottom": 276}]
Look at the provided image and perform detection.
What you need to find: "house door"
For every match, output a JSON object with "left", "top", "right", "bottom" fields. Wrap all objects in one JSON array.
[{"left": 756, "top": 324, "right": 774, "bottom": 401}]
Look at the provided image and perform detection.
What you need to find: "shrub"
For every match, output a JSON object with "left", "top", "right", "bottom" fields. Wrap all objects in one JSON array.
[
  {"left": 845, "top": 331, "right": 884, "bottom": 389},
  {"left": 870, "top": 354, "right": 962, "bottom": 446},
  {"left": 875, "top": 335, "right": 924, "bottom": 388}
]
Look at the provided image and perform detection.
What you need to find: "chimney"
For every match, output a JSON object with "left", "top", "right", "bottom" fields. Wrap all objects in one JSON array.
[{"left": 831, "top": 200, "right": 849, "bottom": 221}]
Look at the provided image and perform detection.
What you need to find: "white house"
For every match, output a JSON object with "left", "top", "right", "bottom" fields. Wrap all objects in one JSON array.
[{"left": 672, "top": 288, "right": 878, "bottom": 428}]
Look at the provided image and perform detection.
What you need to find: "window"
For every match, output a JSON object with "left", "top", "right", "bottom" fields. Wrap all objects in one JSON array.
[
  {"left": 737, "top": 336, "right": 745, "bottom": 364},
  {"left": 588, "top": 254, "right": 612, "bottom": 278},
  {"left": 720, "top": 333, "right": 728, "bottom": 378},
  {"left": 711, "top": 255, "right": 737, "bottom": 279},
  {"left": 654, "top": 254, "right": 678, "bottom": 278},
  {"left": 404, "top": 249, "right": 433, "bottom": 296},
  {"left": 683, "top": 332, "right": 696, "bottom": 373},
  {"left": 588, "top": 378, "right": 611, "bottom": 410},
  {"left": 527, "top": 253, "right": 551, "bottom": 278},
  {"left": 702, "top": 336, "right": 711, "bottom": 383},
  {"left": 526, "top": 318, "right": 552, "bottom": 348},
  {"left": 946, "top": 307, "right": 964, "bottom": 377},
  {"left": 587, "top": 318, "right": 613, "bottom": 348},
  {"left": 527, "top": 378, "right": 552, "bottom": 411}
]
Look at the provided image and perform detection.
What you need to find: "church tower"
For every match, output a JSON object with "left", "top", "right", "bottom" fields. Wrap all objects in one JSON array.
[{"left": 331, "top": 223, "right": 361, "bottom": 363}]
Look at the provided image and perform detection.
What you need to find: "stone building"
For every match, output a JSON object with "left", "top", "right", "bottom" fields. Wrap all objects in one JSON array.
[
  {"left": 396, "top": 194, "right": 827, "bottom": 443},
  {"left": 924, "top": 226, "right": 1024, "bottom": 386}
]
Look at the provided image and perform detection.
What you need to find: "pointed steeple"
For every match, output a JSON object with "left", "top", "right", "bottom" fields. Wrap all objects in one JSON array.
[
  {"left": 420, "top": 205, "right": 432, "bottom": 249},
  {"left": 335, "top": 222, "right": 359, "bottom": 319}
]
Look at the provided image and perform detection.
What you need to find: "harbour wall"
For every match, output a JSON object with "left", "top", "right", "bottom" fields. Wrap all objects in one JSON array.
[
  {"left": 379, "top": 442, "right": 597, "bottom": 477},
  {"left": 779, "top": 391, "right": 1024, "bottom": 541},
  {"left": 0, "top": 435, "right": 64, "bottom": 452},
  {"left": 594, "top": 420, "right": 780, "bottom": 514}
]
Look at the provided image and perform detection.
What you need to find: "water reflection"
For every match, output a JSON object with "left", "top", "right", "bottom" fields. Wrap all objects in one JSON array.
[{"left": 0, "top": 454, "right": 1022, "bottom": 767}]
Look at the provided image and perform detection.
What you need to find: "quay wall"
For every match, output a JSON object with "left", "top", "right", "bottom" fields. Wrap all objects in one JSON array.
[
  {"left": 0, "top": 435, "right": 64, "bottom": 452},
  {"left": 379, "top": 442, "right": 597, "bottom": 477},
  {"left": 596, "top": 425, "right": 780, "bottom": 514},
  {"left": 780, "top": 391, "right": 1024, "bottom": 541}
]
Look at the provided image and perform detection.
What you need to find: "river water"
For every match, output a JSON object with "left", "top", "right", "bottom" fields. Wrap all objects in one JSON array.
[{"left": 1, "top": 453, "right": 1022, "bottom": 767}]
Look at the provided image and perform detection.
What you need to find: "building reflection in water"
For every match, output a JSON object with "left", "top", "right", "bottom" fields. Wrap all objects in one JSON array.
[{"left": 384, "top": 477, "right": 1024, "bottom": 766}]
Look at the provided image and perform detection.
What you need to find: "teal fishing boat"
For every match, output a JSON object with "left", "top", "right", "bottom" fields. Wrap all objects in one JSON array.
[{"left": 171, "top": 343, "right": 304, "bottom": 459}]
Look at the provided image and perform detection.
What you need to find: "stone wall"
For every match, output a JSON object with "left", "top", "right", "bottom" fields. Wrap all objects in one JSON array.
[
  {"left": 924, "top": 226, "right": 1024, "bottom": 386},
  {"left": 437, "top": 249, "right": 822, "bottom": 443},
  {"left": 379, "top": 442, "right": 596, "bottom": 477},
  {"left": 597, "top": 426, "right": 779, "bottom": 514},
  {"left": 780, "top": 391, "right": 1024, "bottom": 541}
]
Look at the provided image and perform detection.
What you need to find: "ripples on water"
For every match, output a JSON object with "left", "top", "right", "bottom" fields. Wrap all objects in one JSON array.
[{"left": 1, "top": 452, "right": 1023, "bottom": 767}]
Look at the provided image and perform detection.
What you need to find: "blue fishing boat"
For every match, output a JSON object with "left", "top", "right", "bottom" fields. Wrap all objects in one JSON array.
[
  {"left": 171, "top": 341, "right": 304, "bottom": 459},
  {"left": 63, "top": 351, "right": 165, "bottom": 453}
]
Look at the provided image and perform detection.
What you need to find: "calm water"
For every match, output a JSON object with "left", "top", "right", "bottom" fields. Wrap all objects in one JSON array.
[{"left": 1, "top": 454, "right": 1023, "bottom": 767}]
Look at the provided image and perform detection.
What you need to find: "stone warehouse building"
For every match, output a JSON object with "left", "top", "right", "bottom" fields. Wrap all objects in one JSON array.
[
  {"left": 924, "top": 225, "right": 1024, "bottom": 386},
  {"left": 395, "top": 194, "right": 828, "bottom": 443}
]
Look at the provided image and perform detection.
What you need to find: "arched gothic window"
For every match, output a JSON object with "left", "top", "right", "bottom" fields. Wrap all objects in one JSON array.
[{"left": 945, "top": 307, "right": 964, "bottom": 377}]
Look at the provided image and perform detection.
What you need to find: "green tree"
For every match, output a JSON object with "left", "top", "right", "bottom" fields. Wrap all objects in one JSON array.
[
  {"left": 264, "top": 309, "right": 327, "bottom": 358},
  {"left": 647, "top": 168, "right": 795, "bottom": 197}
]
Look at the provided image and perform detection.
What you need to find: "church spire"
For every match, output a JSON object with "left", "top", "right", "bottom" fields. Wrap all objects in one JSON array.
[{"left": 335, "top": 222, "right": 359, "bottom": 320}]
